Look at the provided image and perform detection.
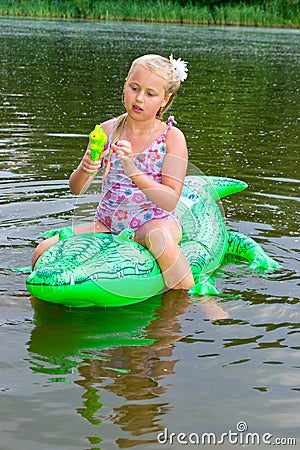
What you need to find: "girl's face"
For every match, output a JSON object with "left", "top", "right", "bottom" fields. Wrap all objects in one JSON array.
[{"left": 123, "top": 65, "right": 170, "bottom": 121}]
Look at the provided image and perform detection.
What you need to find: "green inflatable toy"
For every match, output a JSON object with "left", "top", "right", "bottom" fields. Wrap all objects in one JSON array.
[{"left": 25, "top": 175, "right": 281, "bottom": 307}]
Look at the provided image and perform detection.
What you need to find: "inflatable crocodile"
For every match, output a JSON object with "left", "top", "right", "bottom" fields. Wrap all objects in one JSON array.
[{"left": 25, "top": 175, "right": 281, "bottom": 307}]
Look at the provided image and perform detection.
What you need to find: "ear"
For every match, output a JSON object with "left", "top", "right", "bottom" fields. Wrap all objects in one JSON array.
[{"left": 161, "top": 93, "right": 172, "bottom": 108}]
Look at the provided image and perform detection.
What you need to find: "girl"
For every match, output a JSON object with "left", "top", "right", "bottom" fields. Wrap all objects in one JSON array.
[{"left": 32, "top": 54, "right": 195, "bottom": 290}]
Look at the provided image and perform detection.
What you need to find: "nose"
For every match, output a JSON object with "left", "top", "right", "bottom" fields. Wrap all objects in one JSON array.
[{"left": 136, "top": 90, "right": 144, "bottom": 103}]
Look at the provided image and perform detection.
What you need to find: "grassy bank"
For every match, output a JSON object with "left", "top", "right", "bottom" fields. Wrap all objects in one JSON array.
[{"left": 0, "top": 0, "right": 299, "bottom": 28}]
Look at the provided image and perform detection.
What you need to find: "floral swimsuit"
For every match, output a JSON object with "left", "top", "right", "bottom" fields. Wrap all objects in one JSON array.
[{"left": 95, "top": 116, "right": 182, "bottom": 234}]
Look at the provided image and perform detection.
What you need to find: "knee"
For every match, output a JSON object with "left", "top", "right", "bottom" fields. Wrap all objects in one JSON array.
[
  {"left": 32, "top": 236, "right": 57, "bottom": 268},
  {"left": 32, "top": 241, "right": 46, "bottom": 267},
  {"left": 145, "top": 227, "right": 174, "bottom": 256}
]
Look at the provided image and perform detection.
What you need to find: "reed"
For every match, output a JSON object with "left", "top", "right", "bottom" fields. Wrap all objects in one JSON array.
[{"left": 0, "top": 0, "right": 299, "bottom": 28}]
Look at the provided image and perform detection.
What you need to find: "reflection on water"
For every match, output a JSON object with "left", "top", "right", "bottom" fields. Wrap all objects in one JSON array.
[
  {"left": 0, "top": 18, "right": 299, "bottom": 450},
  {"left": 28, "top": 291, "right": 229, "bottom": 447},
  {"left": 25, "top": 289, "right": 300, "bottom": 448}
]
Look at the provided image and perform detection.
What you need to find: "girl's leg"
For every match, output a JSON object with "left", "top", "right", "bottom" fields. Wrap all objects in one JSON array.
[
  {"left": 31, "top": 221, "right": 110, "bottom": 268},
  {"left": 134, "top": 218, "right": 194, "bottom": 290}
]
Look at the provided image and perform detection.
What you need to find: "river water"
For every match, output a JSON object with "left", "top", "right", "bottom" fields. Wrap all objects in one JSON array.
[{"left": 0, "top": 18, "right": 299, "bottom": 450}]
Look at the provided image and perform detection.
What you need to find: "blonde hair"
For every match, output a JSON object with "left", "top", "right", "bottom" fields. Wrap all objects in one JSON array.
[{"left": 104, "top": 54, "right": 181, "bottom": 179}]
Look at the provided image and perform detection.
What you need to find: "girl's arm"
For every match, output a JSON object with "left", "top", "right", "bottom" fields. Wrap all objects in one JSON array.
[
  {"left": 115, "top": 127, "right": 188, "bottom": 211},
  {"left": 69, "top": 120, "right": 112, "bottom": 195},
  {"left": 69, "top": 146, "right": 102, "bottom": 195}
]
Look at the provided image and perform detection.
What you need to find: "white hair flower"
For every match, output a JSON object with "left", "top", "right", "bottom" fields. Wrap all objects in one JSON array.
[{"left": 169, "top": 54, "right": 188, "bottom": 82}]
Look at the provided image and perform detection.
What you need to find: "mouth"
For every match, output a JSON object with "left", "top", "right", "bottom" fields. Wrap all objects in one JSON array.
[{"left": 133, "top": 104, "right": 143, "bottom": 113}]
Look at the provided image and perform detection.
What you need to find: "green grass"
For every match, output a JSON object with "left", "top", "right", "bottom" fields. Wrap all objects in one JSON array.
[{"left": 0, "top": 0, "right": 299, "bottom": 28}]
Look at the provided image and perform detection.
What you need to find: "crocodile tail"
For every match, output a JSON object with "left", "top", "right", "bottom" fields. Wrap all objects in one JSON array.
[{"left": 226, "top": 230, "right": 282, "bottom": 271}]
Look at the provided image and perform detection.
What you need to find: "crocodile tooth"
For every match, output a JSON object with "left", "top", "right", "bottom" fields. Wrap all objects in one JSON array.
[{"left": 70, "top": 274, "right": 75, "bottom": 285}]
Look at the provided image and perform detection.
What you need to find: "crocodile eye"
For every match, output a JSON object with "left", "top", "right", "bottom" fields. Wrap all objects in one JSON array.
[{"left": 90, "top": 274, "right": 98, "bottom": 281}]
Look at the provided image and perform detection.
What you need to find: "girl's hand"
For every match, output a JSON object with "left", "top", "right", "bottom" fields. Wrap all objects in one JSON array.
[
  {"left": 79, "top": 147, "right": 108, "bottom": 175},
  {"left": 111, "top": 140, "right": 138, "bottom": 176},
  {"left": 111, "top": 139, "right": 132, "bottom": 158}
]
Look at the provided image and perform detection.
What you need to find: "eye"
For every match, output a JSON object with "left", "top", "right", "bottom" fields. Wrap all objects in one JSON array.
[{"left": 147, "top": 91, "right": 156, "bottom": 97}]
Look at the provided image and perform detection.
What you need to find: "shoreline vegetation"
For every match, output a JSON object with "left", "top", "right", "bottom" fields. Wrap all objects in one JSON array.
[{"left": 0, "top": 0, "right": 299, "bottom": 28}]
